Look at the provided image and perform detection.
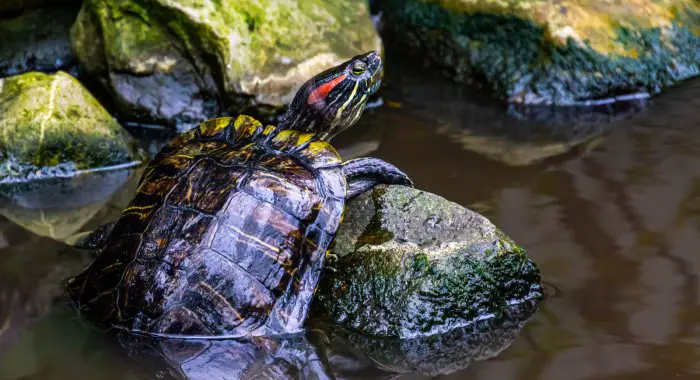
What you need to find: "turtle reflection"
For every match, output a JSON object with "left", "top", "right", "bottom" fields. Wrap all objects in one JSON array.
[
  {"left": 115, "top": 332, "right": 333, "bottom": 380},
  {"left": 115, "top": 300, "right": 538, "bottom": 379}
]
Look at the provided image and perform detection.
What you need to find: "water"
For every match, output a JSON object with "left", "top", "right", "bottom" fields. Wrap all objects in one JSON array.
[{"left": 1, "top": 54, "right": 700, "bottom": 378}]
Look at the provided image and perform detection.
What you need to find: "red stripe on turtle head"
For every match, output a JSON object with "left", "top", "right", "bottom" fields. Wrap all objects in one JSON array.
[{"left": 307, "top": 74, "right": 347, "bottom": 105}]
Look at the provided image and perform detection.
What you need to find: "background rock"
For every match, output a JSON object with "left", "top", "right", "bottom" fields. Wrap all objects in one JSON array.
[
  {"left": 382, "top": 0, "right": 700, "bottom": 106},
  {"left": 71, "top": 0, "right": 383, "bottom": 131},
  {"left": 313, "top": 185, "right": 542, "bottom": 338},
  {"left": 0, "top": 71, "right": 145, "bottom": 183},
  {"left": 0, "top": 7, "right": 79, "bottom": 78}
]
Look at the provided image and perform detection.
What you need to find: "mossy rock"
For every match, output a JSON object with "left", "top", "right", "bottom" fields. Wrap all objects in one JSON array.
[
  {"left": 382, "top": 0, "right": 700, "bottom": 105},
  {"left": 0, "top": 71, "right": 145, "bottom": 183},
  {"left": 313, "top": 185, "right": 542, "bottom": 338},
  {"left": 71, "top": 0, "right": 383, "bottom": 131},
  {"left": 0, "top": 7, "right": 79, "bottom": 78}
]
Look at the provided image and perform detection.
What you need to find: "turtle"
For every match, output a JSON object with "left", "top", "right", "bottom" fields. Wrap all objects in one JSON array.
[{"left": 65, "top": 51, "right": 413, "bottom": 338}]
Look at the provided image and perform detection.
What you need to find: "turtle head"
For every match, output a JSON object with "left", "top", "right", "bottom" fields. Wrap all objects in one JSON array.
[{"left": 279, "top": 51, "right": 383, "bottom": 140}]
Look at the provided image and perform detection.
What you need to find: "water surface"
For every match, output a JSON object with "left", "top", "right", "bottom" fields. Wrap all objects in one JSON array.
[{"left": 1, "top": 56, "right": 700, "bottom": 379}]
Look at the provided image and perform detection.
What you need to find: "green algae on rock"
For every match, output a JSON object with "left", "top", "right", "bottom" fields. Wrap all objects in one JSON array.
[
  {"left": 313, "top": 185, "right": 542, "bottom": 338},
  {"left": 71, "top": 0, "right": 383, "bottom": 131},
  {"left": 382, "top": 0, "right": 700, "bottom": 105},
  {"left": 0, "top": 7, "right": 79, "bottom": 78},
  {"left": 0, "top": 71, "right": 145, "bottom": 183}
]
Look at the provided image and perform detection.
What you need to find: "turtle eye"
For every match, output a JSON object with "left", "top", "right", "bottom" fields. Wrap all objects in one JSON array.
[{"left": 351, "top": 61, "right": 366, "bottom": 75}]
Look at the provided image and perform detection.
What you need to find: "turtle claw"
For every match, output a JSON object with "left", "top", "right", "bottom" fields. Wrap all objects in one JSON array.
[{"left": 325, "top": 253, "right": 339, "bottom": 273}]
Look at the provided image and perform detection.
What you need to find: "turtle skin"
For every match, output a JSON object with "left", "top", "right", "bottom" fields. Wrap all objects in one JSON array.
[{"left": 66, "top": 115, "right": 347, "bottom": 337}]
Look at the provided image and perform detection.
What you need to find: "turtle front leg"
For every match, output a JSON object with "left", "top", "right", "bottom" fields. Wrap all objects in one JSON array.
[{"left": 342, "top": 157, "right": 414, "bottom": 199}]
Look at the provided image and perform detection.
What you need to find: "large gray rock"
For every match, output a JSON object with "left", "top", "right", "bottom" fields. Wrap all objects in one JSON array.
[
  {"left": 0, "top": 7, "right": 78, "bottom": 78},
  {"left": 71, "top": 0, "right": 383, "bottom": 131},
  {"left": 313, "top": 185, "right": 542, "bottom": 338},
  {"left": 0, "top": 71, "right": 145, "bottom": 183}
]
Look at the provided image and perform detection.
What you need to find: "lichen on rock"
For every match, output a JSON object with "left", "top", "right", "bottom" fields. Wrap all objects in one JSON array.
[
  {"left": 313, "top": 185, "right": 542, "bottom": 338},
  {"left": 382, "top": 0, "right": 700, "bottom": 105},
  {"left": 0, "top": 71, "right": 145, "bottom": 183},
  {"left": 71, "top": 0, "right": 383, "bottom": 131}
]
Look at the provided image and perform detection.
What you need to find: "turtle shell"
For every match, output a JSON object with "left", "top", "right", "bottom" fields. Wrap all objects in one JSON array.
[{"left": 66, "top": 115, "right": 347, "bottom": 337}]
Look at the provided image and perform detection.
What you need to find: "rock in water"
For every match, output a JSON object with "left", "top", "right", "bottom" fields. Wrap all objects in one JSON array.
[
  {"left": 314, "top": 185, "right": 542, "bottom": 338},
  {"left": 382, "top": 0, "right": 700, "bottom": 106},
  {"left": 0, "top": 7, "right": 79, "bottom": 78},
  {"left": 0, "top": 71, "right": 145, "bottom": 183},
  {"left": 71, "top": 0, "right": 383, "bottom": 131}
]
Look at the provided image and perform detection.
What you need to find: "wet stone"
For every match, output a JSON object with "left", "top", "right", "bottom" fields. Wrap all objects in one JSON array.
[{"left": 313, "top": 185, "right": 543, "bottom": 338}]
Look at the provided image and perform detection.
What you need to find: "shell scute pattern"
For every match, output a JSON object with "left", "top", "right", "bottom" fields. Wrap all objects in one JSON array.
[{"left": 67, "top": 115, "right": 348, "bottom": 336}]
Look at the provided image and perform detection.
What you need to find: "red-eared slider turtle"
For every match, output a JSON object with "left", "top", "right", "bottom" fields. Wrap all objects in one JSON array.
[{"left": 65, "top": 51, "right": 413, "bottom": 338}]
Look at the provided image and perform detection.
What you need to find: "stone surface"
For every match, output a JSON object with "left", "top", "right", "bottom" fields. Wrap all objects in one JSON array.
[
  {"left": 382, "top": 0, "right": 700, "bottom": 105},
  {"left": 0, "top": 7, "right": 79, "bottom": 78},
  {"left": 0, "top": 71, "right": 145, "bottom": 183},
  {"left": 71, "top": 0, "right": 383, "bottom": 131},
  {"left": 313, "top": 185, "right": 542, "bottom": 338}
]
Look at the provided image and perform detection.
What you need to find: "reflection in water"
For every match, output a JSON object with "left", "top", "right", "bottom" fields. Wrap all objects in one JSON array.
[
  {"left": 316, "top": 301, "right": 539, "bottom": 379},
  {"left": 0, "top": 232, "right": 93, "bottom": 376},
  {"left": 380, "top": 51, "right": 649, "bottom": 167},
  {"left": 0, "top": 170, "right": 138, "bottom": 242},
  {"left": 115, "top": 332, "right": 334, "bottom": 380}
]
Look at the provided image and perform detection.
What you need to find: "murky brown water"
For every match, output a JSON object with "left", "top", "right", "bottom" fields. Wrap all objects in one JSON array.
[{"left": 1, "top": 54, "right": 700, "bottom": 379}]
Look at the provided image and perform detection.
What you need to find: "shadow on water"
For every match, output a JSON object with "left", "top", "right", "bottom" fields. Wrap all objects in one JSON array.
[{"left": 1, "top": 47, "right": 700, "bottom": 378}]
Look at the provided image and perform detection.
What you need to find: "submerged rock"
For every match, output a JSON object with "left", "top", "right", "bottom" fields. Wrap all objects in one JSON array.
[
  {"left": 313, "top": 185, "right": 542, "bottom": 338},
  {"left": 382, "top": 0, "right": 700, "bottom": 106},
  {"left": 71, "top": 0, "right": 382, "bottom": 131},
  {"left": 0, "top": 71, "right": 145, "bottom": 183},
  {"left": 0, "top": 7, "right": 79, "bottom": 78}
]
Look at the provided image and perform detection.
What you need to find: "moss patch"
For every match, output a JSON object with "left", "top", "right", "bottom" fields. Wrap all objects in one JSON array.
[{"left": 0, "top": 71, "right": 145, "bottom": 183}]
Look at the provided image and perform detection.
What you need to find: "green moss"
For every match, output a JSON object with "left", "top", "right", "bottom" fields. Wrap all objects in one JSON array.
[
  {"left": 0, "top": 71, "right": 145, "bottom": 182},
  {"left": 383, "top": 0, "right": 700, "bottom": 105}
]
